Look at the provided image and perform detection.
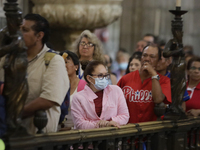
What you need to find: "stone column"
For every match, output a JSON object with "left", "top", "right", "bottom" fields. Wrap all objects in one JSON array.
[{"left": 31, "top": 0, "right": 123, "bottom": 51}]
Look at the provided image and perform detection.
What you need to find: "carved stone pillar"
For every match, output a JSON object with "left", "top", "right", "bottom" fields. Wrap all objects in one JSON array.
[{"left": 31, "top": 0, "right": 123, "bottom": 50}]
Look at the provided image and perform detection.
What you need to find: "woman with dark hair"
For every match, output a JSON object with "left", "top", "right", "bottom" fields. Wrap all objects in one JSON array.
[
  {"left": 71, "top": 61, "right": 129, "bottom": 129},
  {"left": 126, "top": 52, "right": 142, "bottom": 74},
  {"left": 186, "top": 56, "right": 200, "bottom": 116},
  {"left": 104, "top": 54, "right": 117, "bottom": 85},
  {"left": 60, "top": 50, "right": 86, "bottom": 129}
]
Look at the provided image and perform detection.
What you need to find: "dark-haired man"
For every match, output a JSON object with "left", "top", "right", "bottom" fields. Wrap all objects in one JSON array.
[
  {"left": 21, "top": 14, "right": 69, "bottom": 134},
  {"left": 118, "top": 45, "right": 171, "bottom": 123},
  {"left": 156, "top": 51, "right": 172, "bottom": 77},
  {"left": 143, "top": 33, "right": 156, "bottom": 44},
  {"left": 135, "top": 40, "right": 148, "bottom": 52},
  {"left": 156, "top": 50, "right": 190, "bottom": 110}
]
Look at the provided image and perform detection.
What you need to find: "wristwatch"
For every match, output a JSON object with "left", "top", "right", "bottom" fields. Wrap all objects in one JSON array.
[{"left": 151, "top": 75, "right": 160, "bottom": 80}]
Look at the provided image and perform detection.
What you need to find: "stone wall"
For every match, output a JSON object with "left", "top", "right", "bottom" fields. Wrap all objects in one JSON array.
[
  {"left": 0, "top": 0, "right": 30, "bottom": 29},
  {"left": 120, "top": 0, "right": 200, "bottom": 56},
  {"left": 0, "top": 0, "right": 6, "bottom": 28},
  {"left": 1, "top": 0, "right": 199, "bottom": 57}
]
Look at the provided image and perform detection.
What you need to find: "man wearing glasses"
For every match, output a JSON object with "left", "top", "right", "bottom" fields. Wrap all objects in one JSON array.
[{"left": 117, "top": 45, "right": 172, "bottom": 123}]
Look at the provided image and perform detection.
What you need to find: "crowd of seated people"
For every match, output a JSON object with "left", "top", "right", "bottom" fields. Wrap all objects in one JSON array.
[{"left": 0, "top": 13, "right": 200, "bottom": 142}]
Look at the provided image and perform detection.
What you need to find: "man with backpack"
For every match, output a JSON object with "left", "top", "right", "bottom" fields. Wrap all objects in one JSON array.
[
  {"left": 20, "top": 14, "right": 69, "bottom": 134},
  {"left": 0, "top": 82, "right": 6, "bottom": 137}
]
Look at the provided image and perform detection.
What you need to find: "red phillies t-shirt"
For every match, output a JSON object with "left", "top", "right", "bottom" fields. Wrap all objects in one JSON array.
[
  {"left": 94, "top": 90, "right": 103, "bottom": 117},
  {"left": 117, "top": 70, "right": 171, "bottom": 123},
  {"left": 186, "top": 82, "right": 200, "bottom": 111}
]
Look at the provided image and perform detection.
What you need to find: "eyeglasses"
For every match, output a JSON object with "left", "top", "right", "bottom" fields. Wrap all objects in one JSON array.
[
  {"left": 80, "top": 41, "right": 95, "bottom": 47},
  {"left": 91, "top": 73, "right": 110, "bottom": 80},
  {"left": 190, "top": 66, "right": 200, "bottom": 71}
]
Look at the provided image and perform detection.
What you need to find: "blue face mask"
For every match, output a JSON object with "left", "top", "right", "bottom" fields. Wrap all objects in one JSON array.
[
  {"left": 119, "top": 62, "right": 128, "bottom": 70},
  {"left": 90, "top": 76, "right": 109, "bottom": 90}
]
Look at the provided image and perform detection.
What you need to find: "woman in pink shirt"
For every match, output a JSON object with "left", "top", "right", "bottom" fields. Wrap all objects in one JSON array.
[{"left": 71, "top": 61, "right": 129, "bottom": 129}]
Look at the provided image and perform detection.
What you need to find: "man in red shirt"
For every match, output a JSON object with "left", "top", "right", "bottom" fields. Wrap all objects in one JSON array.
[{"left": 117, "top": 45, "right": 171, "bottom": 123}]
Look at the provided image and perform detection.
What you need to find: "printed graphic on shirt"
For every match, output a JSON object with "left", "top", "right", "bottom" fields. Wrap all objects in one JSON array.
[{"left": 122, "top": 86, "right": 152, "bottom": 103}]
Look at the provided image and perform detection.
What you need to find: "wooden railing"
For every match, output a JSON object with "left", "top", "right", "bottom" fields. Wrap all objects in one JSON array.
[{"left": 4, "top": 117, "right": 200, "bottom": 150}]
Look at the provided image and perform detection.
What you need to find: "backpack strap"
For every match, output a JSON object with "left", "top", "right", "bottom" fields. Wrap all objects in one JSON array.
[
  {"left": 44, "top": 49, "right": 57, "bottom": 67},
  {"left": 59, "top": 85, "right": 70, "bottom": 124},
  {"left": 0, "top": 82, "right": 4, "bottom": 95},
  {"left": 78, "top": 67, "right": 84, "bottom": 79}
]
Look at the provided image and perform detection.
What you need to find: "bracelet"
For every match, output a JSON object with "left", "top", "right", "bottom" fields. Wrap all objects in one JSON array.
[{"left": 151, "top": 75, "right": 160, "bottom": 80}]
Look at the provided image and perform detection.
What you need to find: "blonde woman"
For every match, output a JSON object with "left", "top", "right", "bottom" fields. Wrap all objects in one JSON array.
[{"left": 72, "top": 30, "right": 105, "bottom": 79}]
